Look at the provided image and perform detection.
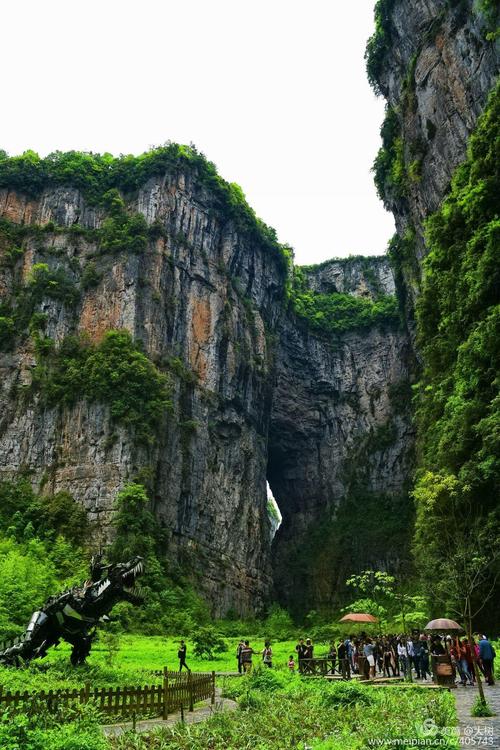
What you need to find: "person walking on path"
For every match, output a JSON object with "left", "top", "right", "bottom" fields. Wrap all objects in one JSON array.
[
  {"left": 413, "top": 637, "right": 423, "bottom": 680},
  {"left": 236, "top": 641, "right": 244, "bottom": 674},
  {"left": 479, "top": 635, "right": 496, "bottom": 685},
  {"left": 262, "top": 641, "right": 273, "bottom": 668},
  {"left": 407, "top": 637, "right": 416, "bottom": 678},
  {"left": 383, "top": 638, "right": 396, "bottom": 677},
  {"left": 178, "top": 640, "right": 190, "bottom": 672},
  {"left": 451, "top": 639, "right": 466, "bottom": 685},
  {"left": 457, "top": 637, "right": 474, "bottom": 686},
  {"left": 240, "top": 640, "right": 256, "bottom": 673}
]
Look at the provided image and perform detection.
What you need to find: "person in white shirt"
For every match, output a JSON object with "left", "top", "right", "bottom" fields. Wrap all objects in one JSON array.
[
  {"left": 397, "top": 638, "right": 409, "bottom": 677},
  {"left": 406, "top": 638, "right": 415, "bottom": 678}
]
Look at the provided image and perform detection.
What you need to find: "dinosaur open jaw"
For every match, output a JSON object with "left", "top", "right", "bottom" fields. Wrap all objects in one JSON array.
[
  {"left": 122, "top": 559, "right": 144, "bottom": 583},
  {"left": 121, "top": 559, "right": 145, "bottom": 600}
]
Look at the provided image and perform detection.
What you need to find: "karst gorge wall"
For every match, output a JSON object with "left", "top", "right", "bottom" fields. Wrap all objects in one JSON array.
[
  {"left": 0, "top": 0, "right": 498, "bottom": 617},
  {"left": 0, "top": 165, "right": 413, "bottom": 615}
]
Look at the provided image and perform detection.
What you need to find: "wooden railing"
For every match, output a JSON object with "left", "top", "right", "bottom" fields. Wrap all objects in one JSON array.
[
  {"left": 299, "top": 658, "right": 352, "bottom": 678},
  {"left": 0, "top": 668, "right": 215, "bottom": 720}
]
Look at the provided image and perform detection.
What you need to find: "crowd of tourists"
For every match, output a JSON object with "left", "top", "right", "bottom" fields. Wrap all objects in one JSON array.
[
  {"left": 232, "top": 632, "right": 495, "bottom": 685},
  {"left": 293, "top": 632, "right": 496, "bottom": 686}
]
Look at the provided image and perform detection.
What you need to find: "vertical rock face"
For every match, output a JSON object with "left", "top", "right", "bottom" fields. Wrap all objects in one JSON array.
[
  {"left": 269, "top": 259, "right": 414, "bottom": 614},
  {"left": 0, "top": 173, "right": 285, "bottom": 615},
  {"left": 374, "top": 0, "right": 499, "bottom": 296},
  {"left": 0, "top": 169, "right": 413, "bottom": 615}
]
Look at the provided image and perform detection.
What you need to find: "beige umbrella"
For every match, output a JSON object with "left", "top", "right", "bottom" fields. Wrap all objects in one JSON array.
[
  {"left": 424, "top": 618, "right": 464, "bottom": 633},
  {"left": 339, "top": 613, "right": 379, "bottom": 623}
]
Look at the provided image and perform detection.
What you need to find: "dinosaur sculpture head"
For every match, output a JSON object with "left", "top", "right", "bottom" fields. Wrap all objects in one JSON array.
[
  {"left": 108, "top": 556, "right": 145, "bottom": 603},
  {"left": 84, "top": 556, "right": 146, "bottom": 613}
]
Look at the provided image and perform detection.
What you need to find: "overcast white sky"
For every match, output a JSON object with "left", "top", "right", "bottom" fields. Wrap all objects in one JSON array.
[{"left": 1, "top": 1, "right": 394, "bottom": 265}]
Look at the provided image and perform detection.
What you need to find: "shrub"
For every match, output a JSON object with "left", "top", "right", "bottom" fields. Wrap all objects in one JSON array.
[
  {"left": 264, "top": 604, "right": 294, "bottom": 640},
  {"left": 246, "top": 667, "right": 284, "bottom": 693},
  {"left": 192, "top": 626, "right": 228, "bottom": 659},
  {"left": 33, "top": 330, "right": 172, "bottom": 441},
  {"left": 27, "top": 263, "right": 80, "bottom": 307},
  {"left": 319, "top": 681, "right": 374, "bottom": 707},
  {"left": 99, "top": 190, "right": 148, "bottom": 255},
  {"left": 471, "top": 697, "right": 495, "bottom": 717},
  {"left": 372, "top": 106, "right": 406, "bottom": 207},
  {"left": 109, "top": 483, "right": 158, "bottom": 562},
  {"left": 365, "top": 0, "right": 398, "bottom": 96},
  {"left": 81, "top": 262, "right": 102, "bottom": 289}
]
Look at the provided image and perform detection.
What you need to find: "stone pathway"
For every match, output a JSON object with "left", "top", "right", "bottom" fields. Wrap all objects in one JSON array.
[
  {"left": 102, "top": 688, "right": 237, "bottom": 738},
  {"left": 454, "top": 682, "right": 500, "bottom": 748}
]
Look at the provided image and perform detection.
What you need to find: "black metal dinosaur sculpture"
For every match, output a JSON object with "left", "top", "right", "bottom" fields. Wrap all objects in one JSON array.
[{"left": 0, "top": 555, "right": 144, "bottom": 666}]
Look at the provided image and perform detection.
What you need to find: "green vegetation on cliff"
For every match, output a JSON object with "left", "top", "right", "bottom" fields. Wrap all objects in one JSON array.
[
  {"left": 32, "top": 330, "right": 171, "bottom": 441},
  {"left": 289, "top": 266, "right": 400, "bottom": 338},
  {"left": 365, "top": 0, "right": 398, "bottom": 96},
  {"left": 373, "top": 106, "right": 406, "bottom": 207},
  {"left": 0, "top": 145, "right": 291, "bottom": 274},
  {"left": 413, "top": 82, "right": 500, "bottom": 608}
]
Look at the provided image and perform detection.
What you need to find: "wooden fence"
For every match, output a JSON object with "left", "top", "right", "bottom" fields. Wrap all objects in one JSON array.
[
  {"left": 299, "top": 658, "right": 352, "bottom": 678},
  {"left": 0, "top": 668, "right": 215, "bottom": 721}
]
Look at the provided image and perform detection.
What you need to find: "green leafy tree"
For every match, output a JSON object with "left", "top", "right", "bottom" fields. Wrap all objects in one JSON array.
[
  {"left": 191, "top": 626, "right": 228, "bottom": 659},
  {"left": 0, "top": 538, "right": 58, "bottom": 637},
  {"left": 264, "top": 604, "right": 294, "bottom": 640},
  {"left": 108, "top": 483, "right": 158, "bottom": 562},
  {"left": 33, "top": 330, "right": 172, "bottom": 441},
  {"left": 343, "top": 570, "right": 396, "bottom": 627}
]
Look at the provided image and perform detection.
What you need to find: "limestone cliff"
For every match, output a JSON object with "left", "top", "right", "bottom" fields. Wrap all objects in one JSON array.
[
  {"left": 369, "top": 0, "right": 499, "bottom": 307},
  {"left": 0, "top": 169, "right": 285, "bottom": 615},
  {"left": 0, "top": 158, "right": 412, "bottom": 616}
]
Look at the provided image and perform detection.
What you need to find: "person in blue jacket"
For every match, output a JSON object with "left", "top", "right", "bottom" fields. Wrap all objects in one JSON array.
[{"left": 478, "top": 635, "right": 496, "bottom": 685}]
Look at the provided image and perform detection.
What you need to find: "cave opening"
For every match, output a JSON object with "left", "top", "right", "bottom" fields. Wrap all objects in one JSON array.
[{"left": 266, "top": 481, "right": 282, "bottom": 541}]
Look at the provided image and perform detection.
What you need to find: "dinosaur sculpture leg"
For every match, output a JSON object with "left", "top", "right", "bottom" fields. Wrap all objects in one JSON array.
[{"left": 66, "top": 632, "right": 94, "bottom": 666}]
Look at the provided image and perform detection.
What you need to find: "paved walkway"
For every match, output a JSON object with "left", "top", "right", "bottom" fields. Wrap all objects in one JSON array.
[
  {"left": 454, "top": 682, "right": 499, "bottom": 748},
  {"left": 102, "top": 688, "right": 237, "bottom": 738}
]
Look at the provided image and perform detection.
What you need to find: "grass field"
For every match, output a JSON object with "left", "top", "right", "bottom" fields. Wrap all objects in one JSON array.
[
  {"left": 0, "top": 634, "right": 496, "bottom": 693},
  {"left": 0, "top": 634, "right": 326, "bottom": 692}
]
